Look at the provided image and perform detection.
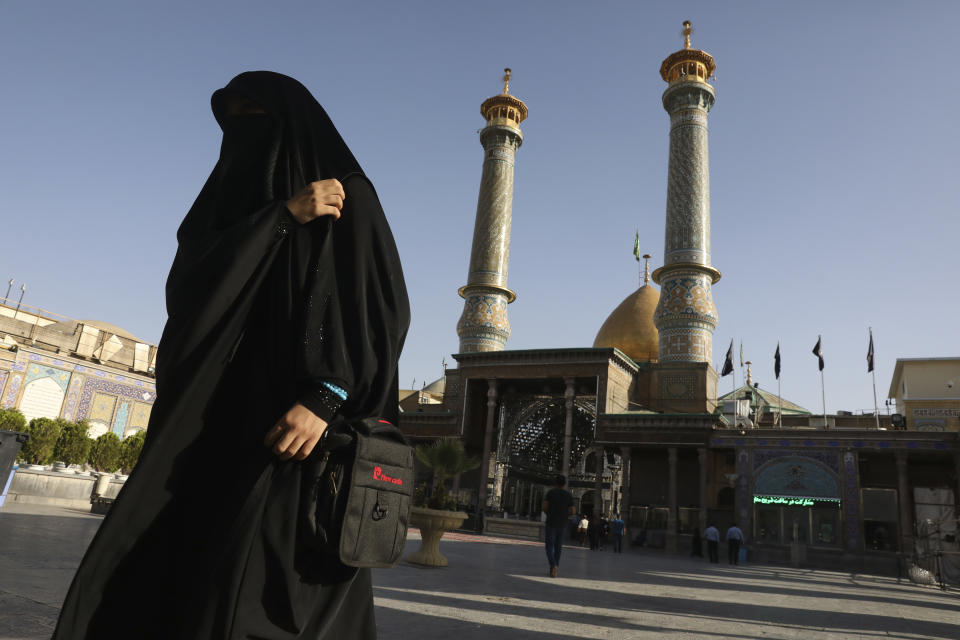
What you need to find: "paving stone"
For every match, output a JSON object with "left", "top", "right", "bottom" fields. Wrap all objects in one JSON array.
[{"left": 2, "top": 502, "right": 957, "bottom": 639}]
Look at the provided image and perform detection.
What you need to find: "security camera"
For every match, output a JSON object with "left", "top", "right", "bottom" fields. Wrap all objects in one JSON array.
[{"left": 948, "top": 380, "right": 954, "bottom": 389}]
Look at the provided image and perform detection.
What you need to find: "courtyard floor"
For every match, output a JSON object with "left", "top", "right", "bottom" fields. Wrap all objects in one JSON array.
[{"left": 1, "top": 501, "right": 957, "bottom": 639}]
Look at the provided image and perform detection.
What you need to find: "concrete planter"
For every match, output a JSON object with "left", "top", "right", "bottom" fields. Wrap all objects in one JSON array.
[{"left": 407, "top": 506, "right": 467, "bottom": 567}]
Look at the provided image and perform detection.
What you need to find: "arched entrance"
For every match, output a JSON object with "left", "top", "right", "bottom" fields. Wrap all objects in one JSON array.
[{"left": 490, "top": 396, "right": 595, "bottom": 516}]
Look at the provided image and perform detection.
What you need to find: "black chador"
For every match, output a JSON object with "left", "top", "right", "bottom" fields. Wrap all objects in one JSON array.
[{"left": 53, "top": 72, "right": 409, "bottom": 639}]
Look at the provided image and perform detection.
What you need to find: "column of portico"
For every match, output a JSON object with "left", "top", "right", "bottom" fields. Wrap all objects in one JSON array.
[
  {"left": 698, "top": 447, "right": 708, "bottom": 532},
  {"left": 476, "top": 379, "right": 498, "bottom": 529},
  {"left": 562, "top": 377, "right": 575, "bottom": 479},
  {"left": 620, "top": 446, "right": 632, "bottom": 520},
  {"left": 593, "top": 446, "right": 604, "bottom": 517},
  {"left": 667, "top": 447, "right": 678, "bottom": 552},
  {"left": 896, "top": 451, "right": 913, "bottom": 552},
  {"left": 955, "top": 454, "right": 960, "bottom": 513}
]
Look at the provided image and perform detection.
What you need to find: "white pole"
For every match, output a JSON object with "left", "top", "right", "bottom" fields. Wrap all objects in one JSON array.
[
  {"left": 820, "top": 369, "right": 827, "bottom": 429},
  {"left": 870, "top": 327, "right": 880, "bottom": 430},
  {"left": 871, "top": 368, "right": 880, "bottom": 429},
  {"left": 778, "top": 376, "right": 783, "bottom": 428}
]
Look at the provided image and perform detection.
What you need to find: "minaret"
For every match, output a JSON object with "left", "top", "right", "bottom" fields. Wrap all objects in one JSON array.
[
  {"left": 457, "top": 69, "right": 528, "bottom": 352},
  {"left": 652, "top": 22, "right": 721, "bottom": 364}
]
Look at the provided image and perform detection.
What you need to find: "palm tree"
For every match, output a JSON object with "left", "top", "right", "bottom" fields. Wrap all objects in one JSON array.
[{"left": 415, "top": 438, "right": 480, "bottom": 509}]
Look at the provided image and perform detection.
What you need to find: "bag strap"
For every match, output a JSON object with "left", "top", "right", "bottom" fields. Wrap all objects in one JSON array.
[{"left": 320, "top": 417, "right": 409, "bottom": 452}]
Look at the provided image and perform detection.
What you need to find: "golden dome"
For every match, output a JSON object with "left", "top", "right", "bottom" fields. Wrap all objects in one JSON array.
[{"left": 593, "top": 283, "right": 660, "bottom": 362}]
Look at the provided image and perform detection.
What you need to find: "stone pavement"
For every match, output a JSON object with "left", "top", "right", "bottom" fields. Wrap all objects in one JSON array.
[{"left": 1, "top": 502, "right": 958, "bottom": 639}]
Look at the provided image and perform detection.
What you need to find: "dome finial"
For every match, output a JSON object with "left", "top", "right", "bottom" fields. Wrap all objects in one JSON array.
[
  {"left": 682, "top": 21, "right": 692, "bottom": 49},
  {"left": 746, "top": 361, "right": 753, "bottom": 386},
  {"left": 480, "top": 68, "right": 527, "bottom": 125},
  {"left": 643, "top": 254, "right": 652, "bottom": 285}
]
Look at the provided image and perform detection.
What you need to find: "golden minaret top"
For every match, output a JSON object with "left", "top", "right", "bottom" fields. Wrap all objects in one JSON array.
[
  {"left": 481, "top": 67, "right": 528, "bottom": 127},
  {"left": 660, "top": 20, "right": 716, "bottom": 84}
]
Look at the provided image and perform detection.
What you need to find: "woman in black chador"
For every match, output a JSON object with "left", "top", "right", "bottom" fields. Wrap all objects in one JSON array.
[{"left": 53, "top": 71, "right": 409, "bottom": 639}]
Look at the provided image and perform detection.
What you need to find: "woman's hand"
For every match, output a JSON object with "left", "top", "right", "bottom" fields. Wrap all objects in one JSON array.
[
  {"left": 285, "top": 179, "right": 345, "bottom": 224},
  {"left": 263, "top": 403, "right": 328, "bottom": 461}
]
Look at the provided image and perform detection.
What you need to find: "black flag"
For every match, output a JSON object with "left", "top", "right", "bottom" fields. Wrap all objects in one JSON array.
[
  {"left": 774, "top": 342, "right": 781, "bottom": 380},
  {"left": 721, "top": 339, "right": 734, "bottom": 376},
  {"left": 812, "top": 336, "right": 824, "bottom": 371},
  {"left": 867, "top": 330, "right": 875, "bottom": 373}
]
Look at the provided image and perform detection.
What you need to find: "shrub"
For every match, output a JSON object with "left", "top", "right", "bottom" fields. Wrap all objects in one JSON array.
[
  {"left": 414, "top": 482, "right": 428, "bottom": 508},
  {"left": 53, "top": 420, "right": 93, "bottom": 466},
  {"left": 414, "top": 439, "right": 479, "bottom": 510},
  {"left": 88, "top": 432, "right": 122, "bottom": 472},
  {"left": 19, "top": 417, "right": 62, "bottom": 465},
  {"left": 119, "top": 430, "right": 146, "bottom": 474},
  {"left": 0, "top": 407, "right": 27, "bottom": 433}
]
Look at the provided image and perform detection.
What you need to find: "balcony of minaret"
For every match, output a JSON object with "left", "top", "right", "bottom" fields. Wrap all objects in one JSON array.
[
  {"left": 480, "top": 68, "right": 528, "bottom": 129},
  {"left": 658, "top": 21, "right": 716, "bottom": 87},
  {"left": 665, "top": 60, "right": 710, "bottom": 84},
  {"left": 481, "top": 97, "right": 528, "bottom": 129}
]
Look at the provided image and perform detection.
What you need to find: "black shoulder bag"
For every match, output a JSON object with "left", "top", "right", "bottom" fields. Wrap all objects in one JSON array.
[{"left": 301, "top": 417, "right": 414, "bottom": 568}]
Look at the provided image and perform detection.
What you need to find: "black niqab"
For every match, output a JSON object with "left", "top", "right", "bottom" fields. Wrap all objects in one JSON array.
[{"left": 54, "top": 72, "right": 409, "bottom": 639}]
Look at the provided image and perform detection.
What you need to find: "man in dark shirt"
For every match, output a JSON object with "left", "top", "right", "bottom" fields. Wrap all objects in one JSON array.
[{"left": 542, "top": 474, "right": 575, "bottom": 577}]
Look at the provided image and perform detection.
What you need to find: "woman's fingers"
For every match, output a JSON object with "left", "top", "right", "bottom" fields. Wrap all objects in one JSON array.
[
  {"left": 263, "top": 422, "right": 285, "bottom": 447},
  {"left": 264, "top": 403, "right": 328, "bottom": 460},
  {"left": 286, "top": 179, "right": 345, "bottom": 224},
  {"left": 293, "top": 434, "right": 321, "bottom": 461},
  {"left": 277, "top": 436, "right": 306, "bottom": 461}
]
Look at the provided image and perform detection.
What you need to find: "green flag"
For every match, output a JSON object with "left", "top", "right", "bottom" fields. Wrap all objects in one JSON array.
[{"left": 633, "top": 230, "right": 641, "bottom": 262}]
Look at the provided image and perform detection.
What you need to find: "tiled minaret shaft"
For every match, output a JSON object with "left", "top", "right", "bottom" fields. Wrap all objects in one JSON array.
[
  {"left": 457, "top": 69, "right": 528, "bottom": 352},
  {"left": 652, "top": 22, "right": 722, "bottom": 364}
]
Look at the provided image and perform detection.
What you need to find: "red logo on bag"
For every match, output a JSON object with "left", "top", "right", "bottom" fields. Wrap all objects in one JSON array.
[{"left": 373, "top": 466, "right": 403, "bottom": 486}]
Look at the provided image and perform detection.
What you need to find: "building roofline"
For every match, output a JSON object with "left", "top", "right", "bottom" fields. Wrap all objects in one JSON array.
[{"left": 888, "top": 357, "right": 960, "bottom": 399}]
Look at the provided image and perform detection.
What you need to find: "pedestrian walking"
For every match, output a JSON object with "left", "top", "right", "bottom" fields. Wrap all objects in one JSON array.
[
  {"left": 611, "top": 513, "right": 626, "bottom": 553},
  {"left": 726, "top": 523, "right": 745, "bottom": 565},
  {"left": 588, "top": 512, "right": 601, "bottom": 550},
  {"left": 704, "top": 523, "right": 720, "bottom": 563},
  {"left": 541, "top": 474, "right": 575, "bottom": 578},
  {"left": 570, "top": 511, "right": 581, "bottom": 541},
  {"left": 578, "top": 514, "right": 589, "bottom": 546},
  {"left": 690, "top": 527, "right": 703, "bottom": 558}
]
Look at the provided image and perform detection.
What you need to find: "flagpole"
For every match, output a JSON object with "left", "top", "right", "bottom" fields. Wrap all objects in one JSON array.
[
  {"left": 820, "top": 369, "right": 827, "bottom": 429},
  {"left": 775, "top": 341, "right": 782, "bottom": 428},
  {"left": 870, "top": 327, "right": 880, "bottom": 429},
  {"left": 778, "top": 375, "right": 782, "bottom": 428}
]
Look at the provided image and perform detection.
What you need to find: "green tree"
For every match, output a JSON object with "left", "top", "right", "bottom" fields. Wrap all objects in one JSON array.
[
  {"left": 88, "top": 432, "right": 121, "bottom": 473},
  {"left": 53, "top": 420, "right": 93, "bottom": 466},
  {"left": 415, "top": 438, "right": 480, "bottom": 509},
  {"left": 0, "top": 407, "right": 27, "bottom": 433},
  {"left": 119, "top": 429, "right": 146, "bottom": 474},
  {"left": 19, "top": 417, "right": 62, "bottom": 465}
]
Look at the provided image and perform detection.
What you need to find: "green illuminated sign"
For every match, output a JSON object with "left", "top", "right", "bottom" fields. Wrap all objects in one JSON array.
[{"left": 753, "top": 495, "right": 841, "bottom": 507}]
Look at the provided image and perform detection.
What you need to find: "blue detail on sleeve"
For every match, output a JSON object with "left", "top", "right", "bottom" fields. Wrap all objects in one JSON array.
[{"left": 321, "top": 381, "right": 348, "bottom": 401}]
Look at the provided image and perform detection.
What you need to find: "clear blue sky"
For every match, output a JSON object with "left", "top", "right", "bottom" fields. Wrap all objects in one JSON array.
[{"left": 1, "top": 1, "right": 956, "bottom": 414}]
